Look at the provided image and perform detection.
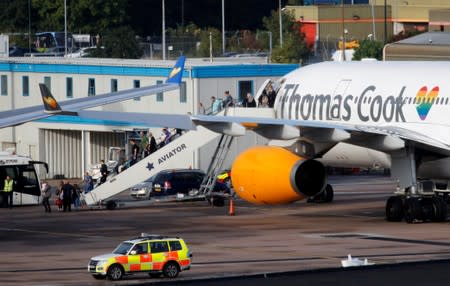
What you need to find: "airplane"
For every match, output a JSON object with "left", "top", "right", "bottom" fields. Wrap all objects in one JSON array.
[
  {"left": 0, "top": 56, "right": 186, "bottom": 129},
  {"left": 67, "top": 60, "right": 450, "bottom": 224},
  {"left": 219, "top": 61, "right": 450, "bottom": 223}
]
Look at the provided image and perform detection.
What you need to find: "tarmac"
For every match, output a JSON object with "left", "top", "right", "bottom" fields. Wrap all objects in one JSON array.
[{"left": 0, "top": 175, "right": 449, "bottom": 285}]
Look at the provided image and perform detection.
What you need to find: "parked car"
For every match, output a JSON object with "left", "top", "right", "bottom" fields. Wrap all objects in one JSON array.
[
  {"left": 88, "top": 233, "right": 192, "bottom": 280},
  {"left": 129, "top": 175, "right": 155, "bottom": 199},
  {"left": 128, "top": 169, "right": 230, "bottom": 200}
]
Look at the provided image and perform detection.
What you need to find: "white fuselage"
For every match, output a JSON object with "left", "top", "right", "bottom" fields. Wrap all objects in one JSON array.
[
  {"left": 274, "top": 61, "right": 450, "bottom": 147},
  {"left": 273, "top": 61, "right": 450, "bottom": 179}
]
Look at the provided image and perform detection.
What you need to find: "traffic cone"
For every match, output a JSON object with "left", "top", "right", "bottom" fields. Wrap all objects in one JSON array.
[{"left": 228, "top": 198, "right": 235, "bottom": 216}]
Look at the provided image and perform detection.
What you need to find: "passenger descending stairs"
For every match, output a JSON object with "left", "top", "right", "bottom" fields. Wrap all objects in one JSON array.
[
  {"left": 198, "top": 134, "right": 234, "bottom": 197},
  {"left": 82, "top": 125, "right": 220, "bottom": 207}
]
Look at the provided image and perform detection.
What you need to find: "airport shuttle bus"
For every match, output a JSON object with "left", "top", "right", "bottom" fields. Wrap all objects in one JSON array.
[{"left": 0, "top": 151, "right": 48, "bottom": 206}]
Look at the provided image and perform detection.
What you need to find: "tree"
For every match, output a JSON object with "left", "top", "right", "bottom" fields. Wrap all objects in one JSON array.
[
  {"left": 94, "top": 26, "right": 142, "bottom": 59},
  {"left": 262, "top": 10, "right": 308, "bottom": 63},
  {"left": 197, "top": 27, "right": 222, "bottom": 57},
  {"left": 0, "top": 0, "right": 30, "bottom": 33},
  {"left": 352, "top": 39, "right": 383, "bottom": 61},
  {"left": 31, "top": 0, "right": 128, "bottom": 34},
  {"left": 69, "top": 0, "right": 128, "bottom": 34}
]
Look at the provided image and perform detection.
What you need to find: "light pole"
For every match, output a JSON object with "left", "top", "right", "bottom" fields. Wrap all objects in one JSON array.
[
  {"left": 268, "top": 31, "right": 272, "bottom": 59},
  {"left": 222, "top": 0, "right": 225, "bottom": 55},
  {"left": 64, "top": 0, "right": 67, "bottom": 56},
  {"left": 279, "top": 0, "right": 283, "bottom": 47},
  {"left": 162, "top": 0, "right": 166, "bottom": 60},
  {"left": 371, "top": 0, "right": 377, "bottom": 40},
  {"left": 28, "top": 0, "right": 31, "bottom": 53},
  {"left": 341, "top": 0, "right": 345, "bottom": 61}
]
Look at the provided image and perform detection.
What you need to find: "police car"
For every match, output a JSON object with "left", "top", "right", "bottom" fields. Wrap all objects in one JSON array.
[{"left": 88, "top": 234, "right": 192, "bottom": 280}]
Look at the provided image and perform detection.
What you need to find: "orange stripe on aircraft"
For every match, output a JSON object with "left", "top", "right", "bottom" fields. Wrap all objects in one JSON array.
[{"left": 241, "top": 122, "right": 259, "bottom": 128}]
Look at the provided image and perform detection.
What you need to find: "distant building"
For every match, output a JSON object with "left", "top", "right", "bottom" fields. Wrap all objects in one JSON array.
[
  {"left": 384, "top": 31, "right": 450, "bottom": 61},
  {"left": 285, "top": 0, "right": 450, "bottom": 60},
  {"left": 0, "top": 57, "right": 298, "bottom": 178}
]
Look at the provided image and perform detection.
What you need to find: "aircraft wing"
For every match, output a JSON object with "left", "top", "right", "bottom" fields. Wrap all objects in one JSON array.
[
  {"left": 0, "top": 56, "right": 186, "bottom": 129},
  {"left": 191, "top": 114, "right": 450, "bottom": 155},
  {"left": 76, "top": 110, "right": 196, "bottom": 130}
]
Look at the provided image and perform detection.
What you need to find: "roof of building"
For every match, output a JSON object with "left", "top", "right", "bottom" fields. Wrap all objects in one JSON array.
[
  {"left": 395, "top": 31, "right": 450, "bottom": 46},
  {"left": 0, "top": 57, "right": 299, "bottom": 78}
]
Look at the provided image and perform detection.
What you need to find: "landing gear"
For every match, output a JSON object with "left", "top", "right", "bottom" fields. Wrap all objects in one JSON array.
[
  {"left": 385, "top": 196, "right": 403, "bottom": 222},
  {"left": 385, "top": 194, "right": 448, "bottom": 223},
  {"left": 387, "top": 146, "right": 448, "bottom": 223},
  {"left": 307, "top": 184, "right": 334, "bottom": 203}
]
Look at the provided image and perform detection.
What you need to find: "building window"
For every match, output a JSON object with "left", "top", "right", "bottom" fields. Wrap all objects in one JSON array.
[
  {"left": 88, "top": 78, "right": 95, "bottom": 96},
  {"left": 156, "top": 80, "right": 163, "bottom": 102},
  {"left": 133, "top": 80, "right": 141, "bottom": 101},
  {"left": 1, "top": 75, "right": 7, "bottom": 96},
  {"left": 238, "top": 80, "right": 253, "bottom": 103},
  {"left": 22, "top": 76, "right": 29, "bottom": 96},
  {"left": 66, "top": 77, "right": 73, "bottom": 98},
  {"left": 44, "top": 76, "right": 51, "bottom": 91},
  {"left": 111, "top": 79, "right": 118, "bottom": 93},
  {"left": 180, "top": 81, "right": 187, "bottom": 103}
]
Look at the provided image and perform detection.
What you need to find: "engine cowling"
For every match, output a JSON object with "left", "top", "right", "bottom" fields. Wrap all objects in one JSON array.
[{"left": 231, "top": 146, "right": 327, "bottom": 204}]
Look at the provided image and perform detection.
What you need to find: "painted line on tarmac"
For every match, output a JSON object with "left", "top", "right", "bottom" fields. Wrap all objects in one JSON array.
[
  {"left": 0, "top": 227, "right": 106, "bottom": 239},
  {"left": 192, "top": 251, "right": 450, "bottom": 267}
]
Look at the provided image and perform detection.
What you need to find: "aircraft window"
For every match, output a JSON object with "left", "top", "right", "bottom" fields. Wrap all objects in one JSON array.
[
  {"left": 431, "top": 98, "right": 435, "bottom": 104},
  {"left": 446, "top": 98, "right": 449, "bottom": 105},
  {"left": 408, "top": 98, "right": 412, "bottom": 104},
  {"left": 413, "top": 98, "right": 416, "bottom": 104}
]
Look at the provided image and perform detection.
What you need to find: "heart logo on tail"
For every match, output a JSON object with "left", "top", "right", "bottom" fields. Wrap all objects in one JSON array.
[{"left": 415, "top": 86, "right": 439, "bottom": 120}]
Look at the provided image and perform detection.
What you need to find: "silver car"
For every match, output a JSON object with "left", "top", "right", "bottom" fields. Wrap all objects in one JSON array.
[{"left": 129, "top": 175, "right": 154, "bottom": 199}]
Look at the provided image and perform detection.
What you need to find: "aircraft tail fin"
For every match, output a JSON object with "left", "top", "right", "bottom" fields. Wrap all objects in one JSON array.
[
  {"left": 165, "top": 56, "right": 186, "bottom": 84},
  {"left": 39, "top": 83, "right": 77, "bottom": 115}
]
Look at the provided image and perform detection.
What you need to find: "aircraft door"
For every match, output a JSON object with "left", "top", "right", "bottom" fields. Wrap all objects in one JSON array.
[{"left": 254, "top": 79, "right": 272, "bottom": 105}]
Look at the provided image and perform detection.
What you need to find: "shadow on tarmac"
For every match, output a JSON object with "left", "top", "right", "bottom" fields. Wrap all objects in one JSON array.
[{"left": 137, "top": 259, "right": 450, "bottom": 286}]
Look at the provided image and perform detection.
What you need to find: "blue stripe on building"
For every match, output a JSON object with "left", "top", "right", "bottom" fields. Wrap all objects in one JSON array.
[
  {"left": 0, "top": 62, "right": 298, "bottom": 78},
  {"left": 38, "top": 115, "right": 149, "bottom": 127}
]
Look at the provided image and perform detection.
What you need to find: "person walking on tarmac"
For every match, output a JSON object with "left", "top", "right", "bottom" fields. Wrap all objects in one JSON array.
[
  {"left": 41, "top": 180, "right": 52, "bottom": 213},
  {"left": 3, "top": 175, "right": 14, "bottom": 208},
  {"left": 61, "top": 180, "right": 74, "bottom": 212}
]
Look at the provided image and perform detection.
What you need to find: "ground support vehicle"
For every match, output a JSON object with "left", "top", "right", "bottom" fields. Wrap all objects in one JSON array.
[
  {"left": 88, "top": 234, "right": 192, "bottom": 280},
  {"left": 0, "top": 150, "right": 48, "bottom": 206}
]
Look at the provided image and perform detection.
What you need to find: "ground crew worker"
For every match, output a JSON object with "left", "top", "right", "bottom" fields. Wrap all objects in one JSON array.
[{"left": 3, "top": 175, "right": 14, "bottom": 208}]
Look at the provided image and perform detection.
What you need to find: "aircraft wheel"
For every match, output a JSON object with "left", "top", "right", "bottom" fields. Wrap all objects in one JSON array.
[
  {"left": 212, "top": 197, "right": 225, "bottom": 207},
  {"left": 431, "top": 196, "right": 448, "bottom": 222},
  {"left": 404, "top": 197, "right": 422, "bottom": 223},
  {"left": 385, "top": 196, "right": 403, "bottom": 222},
  {"left": 323, "top": 184, "right": 334, "bottom": 203}
]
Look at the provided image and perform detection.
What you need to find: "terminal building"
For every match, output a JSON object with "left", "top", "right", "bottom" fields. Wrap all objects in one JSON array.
[{"left": 0, "top": 57, "right": 298, "bottom": 179}]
